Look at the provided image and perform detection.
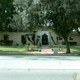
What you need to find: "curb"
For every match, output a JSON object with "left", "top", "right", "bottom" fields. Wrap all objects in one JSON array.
[{"left": 0, "top": 52, "right": 79, "bottom": 56}]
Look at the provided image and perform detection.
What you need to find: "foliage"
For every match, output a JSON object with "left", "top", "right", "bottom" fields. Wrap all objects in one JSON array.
[
  {"left": 21, "top": 0, "right": 79, "bottom": 53},
  {"left": 0, "top": 0, "right": 16, "bottom": 31},
  {"left": 0, "top": 45, "right": 26, "bottom": 52},
  {"left": 0, "top": 0, "right": 79, "bottom": 53},
  {"left": 27, "top": 31, "right": 40, "bottom": 45},
  {"left": 11, "top": 0, "right": 34, "bottom": 31},
  {"left": 62, "top": 41, "right": 77, "bottom": 46},
  {"left": 0, "top": 40, "right": 13, "bottom": 45},
  {"left": 35, "top": 0, "right": 79, "bottom": 53},
  {"left": 27, "top": 44, "right": 41, "bottom": 52}
]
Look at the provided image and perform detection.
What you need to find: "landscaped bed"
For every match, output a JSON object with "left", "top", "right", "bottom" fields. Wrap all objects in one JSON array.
[
  {"left": 0, "top": 46, "right": 26, "bottom": 52},
  {"left": 0, "top": 45, "right": 80, "bottom": 55},
  {"left": 51, "top": 45, "right": 80, "bottom": 54},
  {"left": 0, "top": 45, "right": 41, "bottom": 55}
]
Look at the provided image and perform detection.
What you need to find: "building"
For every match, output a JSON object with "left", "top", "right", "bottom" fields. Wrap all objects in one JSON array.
[{"left": 0, "top": 29, "right": 80, "bottom": 46}]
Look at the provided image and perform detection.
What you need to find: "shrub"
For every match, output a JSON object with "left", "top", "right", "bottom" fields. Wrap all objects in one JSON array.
[
  {"left": 0, "top": 40, "right": 13, "bottom": 45},
  {"left": 62, "top": 41, "right": 77, "bottom": 45}
]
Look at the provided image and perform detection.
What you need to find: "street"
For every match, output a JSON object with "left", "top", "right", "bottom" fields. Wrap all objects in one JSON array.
[
  {"left": 0, "top": 55, "right": 80, "bottom": 61},
  {"left": 0, "top": 55, "right": 80, "bottom": 80},
  {"left": 0, "top": 69, "right": 80, "bottom": 80}
]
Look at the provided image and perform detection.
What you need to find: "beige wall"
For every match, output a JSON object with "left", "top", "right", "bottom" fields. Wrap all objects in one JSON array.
[
  {"left": 50, "top": 31, "right": 57, "bottom": 45},
  {"left": 73, "top": 35, "right": 80, "bottom": 45},
  {"left": 0, "top": 33, "right": 3, "bottom": 40},
  {"left": 0, "top": 32, "right": 28, "bottom": 45},
  {"left": 0, "top": 32, "right": 80, "bottom": 46}
]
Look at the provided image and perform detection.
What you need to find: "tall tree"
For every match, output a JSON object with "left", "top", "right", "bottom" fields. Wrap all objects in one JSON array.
[
  {"left": 0, "top": 0, "right": 15, "bottom": 31},
  {"left": 27, "top": 0, "right": 79, "bottom": 53},
  {"left": 11, "top": 0, "right": 79, "bottom": 53},
  {"left": 45, "top": 0, "right": 79, "bottom": 53}
]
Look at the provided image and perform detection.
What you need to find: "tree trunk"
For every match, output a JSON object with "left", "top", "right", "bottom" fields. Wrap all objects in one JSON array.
[{"left": 64, "top": 38, "right": 71, "bottom": 53}]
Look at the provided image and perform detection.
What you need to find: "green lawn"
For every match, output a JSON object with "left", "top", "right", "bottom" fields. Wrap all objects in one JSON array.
[
  {"left": 51, "top": 45, "right": 80, "bottom": 53},
  {"left": 0, "top": 45, "right": 41, "bottom": 53},
  {"left": 0, "top": 45, "right": 80, "bottom": 54},
  {"left": 60, "top": 46, "right": 80, "bottom": 53},
  {"left": 0, "top": 46, "right": 26, "bottom": 52},
  {"left": 70, "top": 46, "right": 80, "bottom": 53}
]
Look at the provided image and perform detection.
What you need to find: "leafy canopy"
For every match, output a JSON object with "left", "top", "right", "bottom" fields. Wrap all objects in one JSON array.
[{"left": 0, "top": 0, "right": 15, "bottom": 31}]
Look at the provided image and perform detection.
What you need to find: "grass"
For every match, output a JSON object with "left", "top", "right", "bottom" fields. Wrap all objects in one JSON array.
[
  {"left": 0, "top": 46, "right": 26, "bottom": 52},
  {"left": 0, "top": 45, "right": 41, "bottom": 53},
  {"left": 70, "top": 46, "right": 80, "bottom": 53},
  {"left": 50, "top": 45, "right": 80, "bottom": 53},
  {"left": 0, "top": 45, "right": 80, "bottom": 54}
]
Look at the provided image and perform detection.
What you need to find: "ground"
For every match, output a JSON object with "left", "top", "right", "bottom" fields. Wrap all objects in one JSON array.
[
  {"left": 0, "top": 45, "right": 80, "bottom": 79},
  {"left": 0, "top": 55, "right": 80, "bottom": 80},
  {"left": 0, "top": 45, "right": 80, "bottom": 55}
]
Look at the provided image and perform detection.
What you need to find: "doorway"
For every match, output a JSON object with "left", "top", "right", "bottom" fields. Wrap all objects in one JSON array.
[
  {"left": 21, "top": 35, "right": 26, "bottom": 44},
  {"left": 42, "top": 34, "right": 48, "bottom": 45}
]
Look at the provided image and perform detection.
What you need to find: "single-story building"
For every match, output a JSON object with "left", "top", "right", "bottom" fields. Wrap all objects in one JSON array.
[{"left": 0, "top": 29, "right": 80, "bottom": 46}]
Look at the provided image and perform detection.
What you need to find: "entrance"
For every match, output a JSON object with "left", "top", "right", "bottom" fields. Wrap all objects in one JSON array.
[
  {"left": 42, "top": 34, "right": 48, "bottom": 45},
  {"left": 21, "top": 35, "right": 26, "bottom": 44}
]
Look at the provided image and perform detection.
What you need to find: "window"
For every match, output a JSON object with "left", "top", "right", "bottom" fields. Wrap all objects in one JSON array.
[
  {"left": 69, "top": 37, "right": 73, "bottom": 40},
  {"left": 4, "top": 34, "right": 9, "bottom": 40}
]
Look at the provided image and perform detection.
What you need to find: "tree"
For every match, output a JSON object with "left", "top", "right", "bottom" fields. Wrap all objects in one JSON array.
[
  {"left": 73, "top": 8, "right": 80, "bottom": 35},
  {"left": 27, "top": 31, "right": 40, "bottom": 45},
  {"left": 11, "top": 0, "right": 79, "bottom": 53},
  {"left": 26, "top": 0, "right": 79, "bottom": 53},
  {"left": 0, "top": 0, "right": 16, "bottom": 31},
  {"left": 12, "top": 0, "right": 47, "bottom": 31},
  {"left": 44, "top": 0, "right": 79, "bottom": 53},
  {"left": 11, "top": 0, "right": 34, "bottom": 31}
]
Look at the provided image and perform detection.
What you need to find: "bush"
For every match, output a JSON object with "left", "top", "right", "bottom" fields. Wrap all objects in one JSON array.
[
  {"left": 0, "top": 40, "right": 5, "bottom": 45},
  {"left": 0, "top": 40, "right": 13, "bottom": 45},
  {"left": 62, "top": 41, "right": 77, "bottom": 45}
]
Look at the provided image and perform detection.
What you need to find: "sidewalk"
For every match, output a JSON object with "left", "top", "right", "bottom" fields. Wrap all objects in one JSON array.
[
  {"left": 41, "top": 45, "right": 53, "bottom": 54},
  {"left": 0, "top": 51, "right": 79, "bottom": 56}
]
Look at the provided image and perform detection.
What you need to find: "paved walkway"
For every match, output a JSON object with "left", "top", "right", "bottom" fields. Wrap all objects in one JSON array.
[{"left": 41, "top": 45, "right": 53, "bottom": 54}]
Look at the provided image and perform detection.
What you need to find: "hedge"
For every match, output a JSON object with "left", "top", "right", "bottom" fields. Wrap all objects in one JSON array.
[
  {"left": 0, "top": 40, "right": 13, "bottom": 45},
  {"left": 62, "top": 41, "right": 77, "bottom": 45}
]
